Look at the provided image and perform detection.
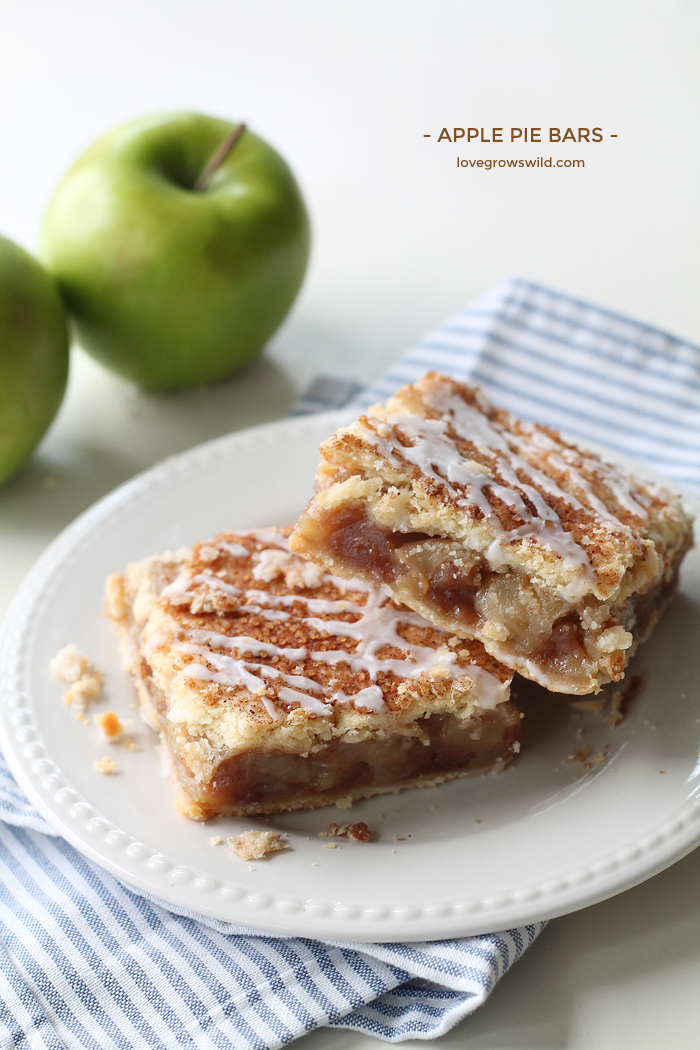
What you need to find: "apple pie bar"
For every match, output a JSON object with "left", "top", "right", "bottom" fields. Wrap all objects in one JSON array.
[
  {"left": 290, "top": 372, "right": 694, "bottom": 694},
  {"left": 105, "top": 528, "right": 519, "bottom": 819}
]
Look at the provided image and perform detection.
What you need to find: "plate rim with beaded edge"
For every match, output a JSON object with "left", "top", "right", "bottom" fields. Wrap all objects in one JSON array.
[{"left": 0, "top": 409, "right": 699, "bottom": 943}]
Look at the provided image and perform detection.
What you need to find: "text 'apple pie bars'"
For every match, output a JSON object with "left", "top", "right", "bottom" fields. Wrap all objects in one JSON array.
[
  {"left": 106, "top": 529, "right": 519, "bottom": 819},
  {"left": 290, "top": 372, "right": 694, "bottom": 694}
]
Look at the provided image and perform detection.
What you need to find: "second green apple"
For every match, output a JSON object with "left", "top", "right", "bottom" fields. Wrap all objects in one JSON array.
[{"left": 41, "top": 113, "right": 310, "bottom": 389}]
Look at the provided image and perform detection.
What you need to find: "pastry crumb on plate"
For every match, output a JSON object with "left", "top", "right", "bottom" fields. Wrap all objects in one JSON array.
[
  {"left": 228, "top": 830, "right": 289, "bottom": 861},
  {"left": 50, "top": 643, "right": 103, "bottom": 718},
  {"left": 93, "top": 756, "right": 117, "bottom": 775}
]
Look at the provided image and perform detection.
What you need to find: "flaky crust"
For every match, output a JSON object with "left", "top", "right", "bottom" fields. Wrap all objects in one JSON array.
[
  {"left": 106, "top": 528, "right": 518, "bottom": 816},
  {"left": 290, "top": 373, "right": 694, "bottom": 692}
]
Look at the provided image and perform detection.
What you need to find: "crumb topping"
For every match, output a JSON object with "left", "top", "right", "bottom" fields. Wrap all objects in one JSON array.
[
  {"left": 319, "top": 821, "right": 371, "bottom": 842},
  {"left": 93, "top": 756, "right": 117, "bottom": 775},
  {"left": 94, "top": 710, "right": 130, "bottom": 741},
  {"left": 318, "top": 373, "right": 691, "bottom": 592},
  {"left": 252, "top": 547, "right": 325, "bottom": 590},
  {"left": 51, "top": 644, "right": 103, "bottom": 718},
  {"left": 147, "top": 529, "right": 510, "bottom": 729},
  {"left": 50, "top": 643, "right": 92, "bottom": 683},
  {"left": 228, "top": 830, "right": 289, "bottom": 861},
  {"left": 289, "top": 373, "right": 693, "bottom": 695},
  {"left": 110, "top": 529, "right": 521, "bottom": 805}
]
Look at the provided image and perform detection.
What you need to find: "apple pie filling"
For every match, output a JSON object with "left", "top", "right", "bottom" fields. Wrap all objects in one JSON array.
[
  {"left": 168, "top": 706, "right": 520, "bottom": 819},
  {"left": 108, "top": 529, "right": 519, "bottom": 820},
  {"left": 304, "top": 504, "right": 666, "bottom": 693},
  {"left": 290, "top": 374, "right": 694, "bottom": 693}
]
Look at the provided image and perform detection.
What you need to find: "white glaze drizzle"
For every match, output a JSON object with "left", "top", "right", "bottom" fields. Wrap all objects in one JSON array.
[
  {"left": 353, "top": 376, "right": 659, "bottom": 589},
  {"left": 236, "top": 604, "right": 291, "bottom": 623},
  {"left": 183, "top": 651, "right": 264, "bottom": 692},
  {"left": 160, "top": 571, "right": 242, "bottom": 602},
  {"left": 217, "top": 541, "right": 250, "bottom": 558},
  {"left": 431, "top": 383, "right": 650, "bottom": 523},
  {"left": 260, "top": 696, "right": 282, "bottom": 721},
  {"left": 258, "top": 667, "right": 323, "bottom": 692},
  {"left": 305, "top": 587, "right": 460, "bottom": 681},
  {"left": 531, "top": 449, "right": 614, "bottom": 521},
  {"left": 248, "top": 529, "right": 292, "bottom": 550},
  {"left": 277, "top": 687, "right": 331, "bottom": 716},
  {"left": 171, "top": 534, "right": 506, "bottom": 718},
  {"left": 360, "top": 410, "right": 595, "bottom": 586},
  {"left": 252, "top": 547, "right": 326, "bottom": 589},
  {"left": 578, "top": 454, "right": 650, "bottom": 517},
  {"left": 244, "top": 589, "right": 361, "bottom": 615},
  {"left": 186, "top": 628, "right": 307, "bottom": 662},
  {"left": 332, "top": 685, "right": 387, "bottom": 713},
  {"left": 518, "top": 424, "right": 649, "bottom": 520},
  {"left": 160, "top": 572, "right": 193, "bottom": 598},
  {"left": 191, "top": 573, "right": 241, "bottom": 596}
]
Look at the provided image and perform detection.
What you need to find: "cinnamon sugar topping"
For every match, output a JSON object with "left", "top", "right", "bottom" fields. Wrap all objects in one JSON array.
[
  {"left": 290, "top": 373, "right": 693, "bottom": 694},
  {"left": 158, "top": 530, "right": 509, "bottom": 722}
]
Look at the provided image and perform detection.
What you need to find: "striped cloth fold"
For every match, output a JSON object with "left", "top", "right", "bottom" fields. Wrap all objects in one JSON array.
[
  {"left": 1, "top": 274, "right": 698, "bottom": 1048},
  {"left": 0, "top": 765, "right": 543, "bottom": 1049}
]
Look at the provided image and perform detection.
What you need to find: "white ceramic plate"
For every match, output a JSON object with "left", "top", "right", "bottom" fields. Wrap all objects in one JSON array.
[{"left": 1, "top": 411, "right": 699, "bottom": 943}]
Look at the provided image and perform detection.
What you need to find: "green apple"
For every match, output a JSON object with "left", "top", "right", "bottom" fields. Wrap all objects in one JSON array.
[
  {"left": 0, "top": 235, "right": 69, "bottom": 486},
  {"left": 41, "top": 113, "right": 311, "bottom": 389}
]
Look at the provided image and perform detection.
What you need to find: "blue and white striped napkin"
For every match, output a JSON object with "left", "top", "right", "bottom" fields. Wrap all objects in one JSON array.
[
  {"left": 1, "top": 276, "right": 698, "bottom": 1049},
  {"left": 0, "top": 761, "right": 543, "bottom": 1049}
]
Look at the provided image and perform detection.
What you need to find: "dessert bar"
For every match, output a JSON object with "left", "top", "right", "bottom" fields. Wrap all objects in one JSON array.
[
  {"left": 290, "top": 372, "right": 694, "bottom": 693},
  {"left": 106, "top": 528, "right": 519, "bottom": 819}
]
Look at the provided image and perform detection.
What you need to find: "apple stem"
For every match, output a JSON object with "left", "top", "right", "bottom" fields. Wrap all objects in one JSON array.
[{"left": 193, "top": 124, "right": 247, "bottom": 191}]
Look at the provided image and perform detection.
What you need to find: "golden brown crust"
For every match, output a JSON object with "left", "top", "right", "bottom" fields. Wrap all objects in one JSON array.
[
  {"left": 290, "top": 373, "right": 694, "bottom": 693},
  {"left": 107, "top": 528, "right": 518, "bottom": 818}
]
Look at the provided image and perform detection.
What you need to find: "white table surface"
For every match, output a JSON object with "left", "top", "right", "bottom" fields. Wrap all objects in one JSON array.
[{"left": 1, "top": 2, "right": 699, "bottom": 1047}]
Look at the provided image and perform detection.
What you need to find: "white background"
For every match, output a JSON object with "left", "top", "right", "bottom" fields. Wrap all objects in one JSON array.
[{"left": 1, "top": 2, "right": 699, "bottom": 1047}]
